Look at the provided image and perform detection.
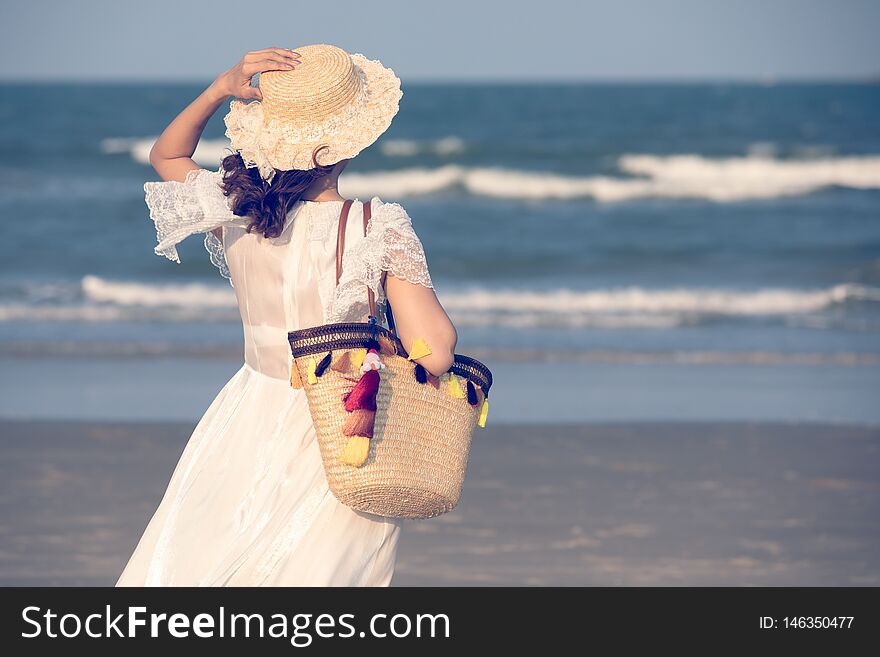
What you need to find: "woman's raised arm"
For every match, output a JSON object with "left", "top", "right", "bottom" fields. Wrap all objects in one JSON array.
[{"left": 148, "top": 48, "right": 301, "bottom": 184}]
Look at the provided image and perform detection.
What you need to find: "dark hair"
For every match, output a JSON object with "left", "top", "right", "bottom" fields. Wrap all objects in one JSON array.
[{"left": 220, "top": 145, "right": 338, "bottom": 239}]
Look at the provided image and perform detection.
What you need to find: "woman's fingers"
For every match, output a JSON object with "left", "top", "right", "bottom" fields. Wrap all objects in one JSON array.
[
  {"left": 238, "top": 50, "right": 300, "bottom": 75},
  {"left": 243, "top": 51, "right": 299, "bottom": 64},
  {"left": 241, "top": 57, "right": 299, "bottom": 76},
  {"left": 247, "top": 48, "right": 301, "bottom": 61}
]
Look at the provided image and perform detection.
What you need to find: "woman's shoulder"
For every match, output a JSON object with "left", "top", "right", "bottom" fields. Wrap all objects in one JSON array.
[{"left": 365, "top": 196, "right": 415, "bottom": 227}]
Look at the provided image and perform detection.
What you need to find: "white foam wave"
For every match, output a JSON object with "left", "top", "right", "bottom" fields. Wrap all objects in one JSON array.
[
  {"left": 341, "top": 165, "right": 466, "bottom": 197},
  {"left": 1, "top": 276, "right": 877, "bottom": 329},
  {"left": 440, "top": 284, "right": 880, "bottom": 317},
  {"left": 100, "top": 137, "right": 230, "bottom": 168},
  {"left": 380, "top": 137, "right": 466, "bottom": 157},
  {"left": 0, "top": 276, "right": 237, "bottom": 322},
  {"left": 615, "top": 154, "right": 880, "bottom": 201},
  {"left": 339, "top": 155, "right": 880, "bottom": 201},
  {"left": 102, "top": 135, "right": 880, "bottom": 203},
  {"left": 81, "top": 274, "right": 235, "bottom": 308}
]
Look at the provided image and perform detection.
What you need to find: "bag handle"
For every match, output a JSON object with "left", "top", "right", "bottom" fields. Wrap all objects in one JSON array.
[{"left": 335, "top": 199, "right": 397, "bottom": 336}]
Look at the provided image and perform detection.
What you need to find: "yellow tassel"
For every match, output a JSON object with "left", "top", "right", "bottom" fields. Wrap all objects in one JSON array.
[
  {"left": 448, "top": 373, "right": 466, "bottom": 399},
  {"left": 478, "top": 398, "right": 489, "bottom": 427},
  {"left": 306, "top": 358, "right": 318, "bottom": 385},
  {"left": 350, "top": 348, "right": 367, "bottom": 371},
  {"left": 290, "top": 361, "right": 302, "bottom": 389},
  {"left": 339, "top": 435, "right": 370, "bottom": 467},
  {"left": 407, "top": 337, "right": 433, "bottom": 361}
]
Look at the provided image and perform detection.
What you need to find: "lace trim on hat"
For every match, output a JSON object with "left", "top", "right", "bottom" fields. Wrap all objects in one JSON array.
[
  {"left": 224, "top": 54, "right": 402, "bottom": 180},
  {"left": 327, "top": 198, "right": 434, "bottom": 324},
  {"left": 144, "top": 167, "right": 246, "bottom": 286}
]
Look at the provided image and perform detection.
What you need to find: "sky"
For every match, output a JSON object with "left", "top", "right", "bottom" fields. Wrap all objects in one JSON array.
[{"left": 1, "top": 0, "right": 878, "bottom": 82}]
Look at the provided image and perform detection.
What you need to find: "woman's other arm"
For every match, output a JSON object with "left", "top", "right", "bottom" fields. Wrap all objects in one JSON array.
[{"left": 385, "top": 275, "right": 458, "bottom": 378}]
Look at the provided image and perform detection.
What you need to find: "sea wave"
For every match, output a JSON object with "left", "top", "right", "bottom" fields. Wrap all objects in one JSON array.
[
  {"left": 81, "top": 275, "right": 234, "bottom": 308},
  {"left": 0, "top": 276, "right": 877, "bottom": 329},
  {"left": 103, "top": 138, "right": 880, "bottom": 202},
  {"left": 100, "top": 137, "right": 231, "bottom": 168},
  {"left": 441, "top": 284, "right": 880, "bottom": 316},
  {"left": 379, "top": 137, "right": 466, "bottom": 157},
  {"left": 340, "top": 155, "right": 880, "bottom": 201},
  {"left": 104, "top": 135, "right": 467, "bottom": 165}
]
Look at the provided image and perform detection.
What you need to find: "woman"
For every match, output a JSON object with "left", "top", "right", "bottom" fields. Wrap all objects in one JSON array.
[{"left": 116, "top": 44, "right": 457, "bottom": 586}]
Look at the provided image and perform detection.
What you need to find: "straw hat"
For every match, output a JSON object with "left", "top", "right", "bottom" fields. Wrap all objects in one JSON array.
[{"left": 223, "top": 44, "right": 402, "bottom": 181}]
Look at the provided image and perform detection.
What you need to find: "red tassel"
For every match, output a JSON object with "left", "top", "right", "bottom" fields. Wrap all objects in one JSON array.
[
  {"left": 343, "top": 368, "right": 380, "bottom": 412},
  {"left": 343, "top": 408, "right": 376, "bottom": 437},
  {"left": 426, "top": 373, "right": 441, "bottom": 389}
]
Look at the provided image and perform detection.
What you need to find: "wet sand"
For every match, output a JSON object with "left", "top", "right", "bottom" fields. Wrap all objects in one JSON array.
[{"left": 0, "top": 419, "right": 878, "bottom": 586}]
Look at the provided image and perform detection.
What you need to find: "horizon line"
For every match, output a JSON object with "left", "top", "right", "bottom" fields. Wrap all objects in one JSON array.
[{"left": 0, "top": 74, "right": 877, "bottom": 86}]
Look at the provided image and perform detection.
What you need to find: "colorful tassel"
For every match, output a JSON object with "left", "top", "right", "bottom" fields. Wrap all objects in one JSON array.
[
  {"left": 343, "top": 369, "right": 380, "bottom": 412},
  {"left": 290, "top": 361, "right": 302, "bottom": 389},
  {"left": 377, "top": 334, "right": 397, "bottom": 356},
  {"left": 466, "top": 380, "right": 478, "bottom": 405},
  {"left": 330, "top": 350, "right": 352, "bottom": 373},
  {"left": 343, "top": 408, "right": 376, "bottom": 438},
  {"left": 349, "top": 348, "right": 367, "bottom": 371},
  {"left": 306, "top": 358, "right": 318, "bottom": 385},
  {"left": 339, "top": 366, "right": 381, "bottom": 468},
  {"left": 478, "top": 398, "right": 489, "bottom": 427},
  {"left": 339, "top": 435, "right": 371, "bottom": 467},
  {"left": 413, "top": 363, "right": 428, "bottom": 384},
  {"left": 361, "top": 348, "right": 385, "bottom": 372},
  {"left": 314, "top": 351, "right": 333, "bottom": 377},
  {"left": 448, "top": 373, "right": 466, "bottom": 399},
  {"left": 426, "top": 372, "right": 441, "bottom": 389},
  {"left": 407, "top": 337, "right": 433, "bottom": 361}
]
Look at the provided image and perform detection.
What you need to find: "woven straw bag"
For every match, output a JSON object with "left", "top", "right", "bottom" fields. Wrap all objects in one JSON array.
[{"left": 288, "top": 200, "right": 493, "bottom": 519}]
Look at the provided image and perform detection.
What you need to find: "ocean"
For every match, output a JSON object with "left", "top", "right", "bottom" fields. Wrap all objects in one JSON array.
[{"left": 0, "top": 81, "right": 879, "bottom": 423}]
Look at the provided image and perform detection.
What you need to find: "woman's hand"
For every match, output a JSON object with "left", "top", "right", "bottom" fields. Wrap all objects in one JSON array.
[{"left": 210, "top": 48, "right": 302, "bottom": 101}]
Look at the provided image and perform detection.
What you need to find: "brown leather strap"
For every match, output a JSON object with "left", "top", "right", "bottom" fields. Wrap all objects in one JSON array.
[
  {"left": 336, "top": 199, "right": 394, "bottom": 329},
  {"left": 362, "top": 202, "right": 397, "bottom": 335},
  {"left": 364, "top": 200, "right": 397, "bottom": 335},
  {"left": 363, "top": 201, "right": 377, "bottom": 319},
  {"left": 335, "top": 199, "right": 353, "bottom": 286}
]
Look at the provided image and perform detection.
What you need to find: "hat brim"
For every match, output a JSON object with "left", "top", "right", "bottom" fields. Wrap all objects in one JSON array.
[{"left": 223, "top": 52, "right": 402, "bottom": 176}]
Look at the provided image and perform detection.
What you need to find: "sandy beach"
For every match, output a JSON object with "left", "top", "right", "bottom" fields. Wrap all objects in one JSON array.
[{"left": 1, "top": 418, "right": 877, "bottom": 586}]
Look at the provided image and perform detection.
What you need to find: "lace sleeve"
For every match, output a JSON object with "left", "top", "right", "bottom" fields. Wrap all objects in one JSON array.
[
  {"left": 144, "top": 166, "right": 247, "bottom": 284},
  {"left": 328, "top": 197, "right": 434, "bottom": 323}
]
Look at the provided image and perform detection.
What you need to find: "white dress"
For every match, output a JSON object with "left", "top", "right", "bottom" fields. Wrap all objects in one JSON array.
[{"left": 116, "top": 166, "right": 434, "bottom": 586}]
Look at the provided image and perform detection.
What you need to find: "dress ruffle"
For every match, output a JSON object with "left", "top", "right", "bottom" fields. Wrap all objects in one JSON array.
[{"left": 144, "top": 167, "right": 249, "bottom": 286}]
